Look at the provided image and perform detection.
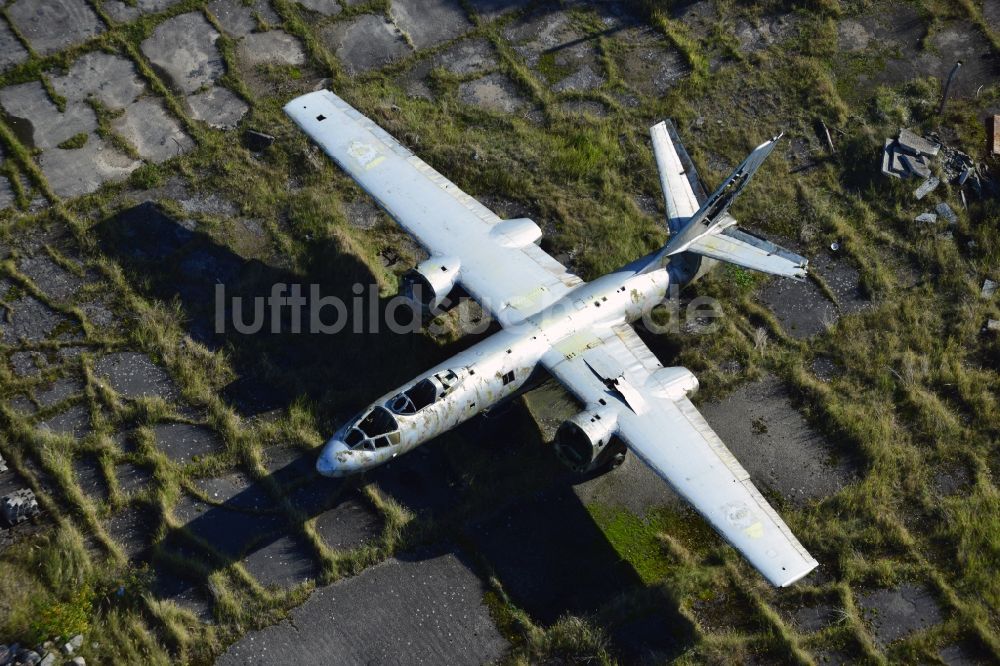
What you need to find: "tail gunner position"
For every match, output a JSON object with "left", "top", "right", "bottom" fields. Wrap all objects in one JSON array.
[{"left": 285, "top": 91, "right": 815, "bottom": 587}]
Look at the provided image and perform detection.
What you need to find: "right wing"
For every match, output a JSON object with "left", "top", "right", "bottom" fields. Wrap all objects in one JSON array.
[
  {"left": 285, "top": 90, "right": 583, "bottom": 323},
  {"left": 543, "top": 325, "right": 818, "bottom": 587}
]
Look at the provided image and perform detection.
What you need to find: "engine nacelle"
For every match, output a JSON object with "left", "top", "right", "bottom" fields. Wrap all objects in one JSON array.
[
  {"left": 554, "top": 406, "right": 623, "bottom": 473},
  {"left": 401, "top": 256, "right": 460, "bottom": 311},
  {"left": 648, "top": 366, "right": 699, "bottom": 400}
]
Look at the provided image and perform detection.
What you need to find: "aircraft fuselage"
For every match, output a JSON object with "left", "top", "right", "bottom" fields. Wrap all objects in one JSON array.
[{"left": 316, "top": 265, "right": 669, "bottom": 476}]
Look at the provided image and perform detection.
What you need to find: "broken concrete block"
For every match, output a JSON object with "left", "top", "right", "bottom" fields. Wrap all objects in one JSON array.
[
  {"left": 987, "top": 319, "right": 999, "bottom": 332},
  {"left": 982, "top": 279, "right": 997, "bottom": 299},
  {"left": 71, "top": 657, "right": 86, "bottom": 666},
  {"left": 914, "top": 212, "right": 937, "bottom": 224},
  {"left": 901, "top": 153, "right": 931, "bottom": 179},
  {"left": 0, "top": 454, "right": 7, "bottom": 473},
  {"left": 68, "top": 635, "right": 83, "bottom": 651},
  {"left": 935, "top": 202, "right": 957, "bottom": 224},
  {"left": 881, "top": 139, "right": 900, "bottom": 178},
  {"left": 898, "top": 127, "right": 940, "bottom": 157},
  {"left": 2, "top": 488, "right": 40, "bottom": 525},
  {"left": 914, "top": 176, "right": 940, "bottom": 200},
  {"left": 40, "top": 652, "right": 56, "bottom": 666},
  {"left": 991, "top": 116, "right": 999, "bottom": 156}
]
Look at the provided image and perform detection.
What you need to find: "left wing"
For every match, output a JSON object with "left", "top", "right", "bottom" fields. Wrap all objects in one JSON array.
[
  {"left": 542, "top": 325, "right": 818, "bottom": 587},
  {"left": 285, "top": 90, "right": 583, "bottom": 323}
]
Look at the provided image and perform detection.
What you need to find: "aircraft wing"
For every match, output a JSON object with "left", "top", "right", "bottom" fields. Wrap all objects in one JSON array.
[
  {"left": 542, "top": 325, "right": 818, "bottom": 587},
  {"left": 285, "top": 90, "right": 582, "bottom": 323}
]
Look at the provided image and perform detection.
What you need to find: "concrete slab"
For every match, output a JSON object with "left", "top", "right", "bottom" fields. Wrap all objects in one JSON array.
[
  {"left": 240, "top": 533, "right": 320, "bottom": 588},
  {"left": 141, "top": 13, "right": 225, "bottom": 95},
  {"left": 9, "top": 351, "right": 45, "bottom": 377},
  {"left": 104, "top": 503, "right": 158, "bottom": 559},
  {"left": 296, "top": 0, "right": 342, "bottom": 16},
  {"left": 39, "top": 136, "right": 141, "bottom": 198},
  {"left": 1, "top": 296, "right": 66, "bottom": 343},
  {"left": 153, "top": 423, "right": 224, "bottom": 464},
  {"left": 7, "top": 0, "right": 105, "bottom": 56},
  {"left": 193, "top": 471, "right": 273, "bottom": 511},
  {"left": 0, "top": 19, "right": 29, "bottom": 71},
  {"left": 699, "top": 375, "right": 856, "bottom": 506},
  {"left": 433, "top": 36, "right": 497, "bottom": 75},
  {"left": 615, "top": 38, "right": 688, "bottom": 97},
  {"left": 173, "top": 494, "right": 282, "bottom": 558},
  {"left": 758, "top": 260, "right": 850, "bottom": 339},
  {"left": 73, "top": 455, "right": 110, "bottom": 504},
  {"left": 18, "top": 255, "right": 83, "bottom": 302},
  {"left": 734, "top": 14, "right": 801, "bottom": 53},
  {"left": 113, "top": 98, "right": 194, "bottom": 163},
  {"left": 467, "top": 0, "right": 532, "bottom": 22},
  {"left": 0, "top": 81, "right": 97, "bottom": 151},
  {"left": 50, "top": 52, "right": 145, "bottom": 109},
  {"left": 858, "top": 583, "right": 945, "bottom": 647},
  {"left": 504, "top": 8, "right": 603, "bottom": 90},
  {"left": 35, "top": 377, "right": 85, "bottom": 407},
  {"left": 471, "top": 488, "right": 643, "bottom": 623},
  {"left": 560, "top": 100, "right": 609, "bottom": 118},
  {"left": 188, "top": 86, "right": 249, "bottom": 130},
  {"left": 0, "top": 176, "right": 14, "bottom": 210},
  {"left": 93, "top": 351, "right": 178, "bottom": 400},
  {"left": 208, "top": 0, "right": 279, "bottom": 37},
  {"left": 313, "top": 493, "right": 383, "bottom": 551},
  {"left": 104, "top": 0, "right": 181, "bottom": 23},
  {"left": 149, "top": 569, "right": 213, "bottom": 621},
  {"left": 39, "top": 404, "right": 91, "bottom": 437},
  {"left": 237, "top": 31, "right": 306, "bottom": 67},
  {"left": 217, "top": 550, "right": 508, "bottom": 665},
  {"left": 115, "top": 462, "right": 153, "bottom": 494},
  {"left": 390, "top": 0, "right": 472, "bottom": 50},
  {"left": 458, "top": 73, "right": 527, "bottom": 113},
  {"left": 321, "top": 14, "right": 412, "bottom": 75}
]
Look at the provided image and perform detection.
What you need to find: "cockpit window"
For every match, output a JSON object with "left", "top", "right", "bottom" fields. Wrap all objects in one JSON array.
[
  {"left": 345, "top": 407, "right": 400, "bottom": 450},
  {"left": 358, "top": 407, "right": 397, "bottom": 437},
  {"left": 387, "top": 370, "right": 463, "bottom": 415}
]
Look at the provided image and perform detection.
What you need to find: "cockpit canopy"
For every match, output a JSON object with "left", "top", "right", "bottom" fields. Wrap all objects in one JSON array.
[
  {"left": 343, "top": 406, "right": 400, "bottom": 450},
  {"left": 387, "top": 369, "right": 461, "bottom": 415}
]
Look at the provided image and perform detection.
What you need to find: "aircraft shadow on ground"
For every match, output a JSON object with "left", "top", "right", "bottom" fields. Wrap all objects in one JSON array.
[{"left": 95, "top": 202, "right": 695, "bottom": 660}]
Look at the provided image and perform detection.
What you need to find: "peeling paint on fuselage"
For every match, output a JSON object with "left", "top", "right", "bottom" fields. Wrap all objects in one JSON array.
[{"left": 318, "top": 266, "right": 670, "bottom": 476}]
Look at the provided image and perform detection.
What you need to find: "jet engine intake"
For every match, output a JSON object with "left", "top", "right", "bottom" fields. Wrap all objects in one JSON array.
[
  {"left": 402, "top": 256, "right": 461, "bottom": 311},
  {"left": 554, "top": 406, "right": 623, "bottom": 473}
]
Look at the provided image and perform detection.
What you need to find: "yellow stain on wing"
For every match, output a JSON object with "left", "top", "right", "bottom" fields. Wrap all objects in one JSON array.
[{"left": 744, "top": 522, "right": 764, "bottom": 539}]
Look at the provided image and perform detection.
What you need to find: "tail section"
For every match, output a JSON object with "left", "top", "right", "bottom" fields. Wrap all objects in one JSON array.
[{"left": 645, "top": 122, "right": 807, "bottom": 281}]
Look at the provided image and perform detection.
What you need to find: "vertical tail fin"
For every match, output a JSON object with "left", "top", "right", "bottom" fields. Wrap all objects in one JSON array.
[
  {"left": 659, "top": 134, "right": 782, "bottom": 258},
  {"left": 645, "top": 125, "right": 807, "bottom": 281}
]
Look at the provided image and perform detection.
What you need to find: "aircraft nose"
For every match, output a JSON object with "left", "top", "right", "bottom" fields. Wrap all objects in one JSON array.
[{"left": 316, "top": 439, "right": 351, "bottom": 477}]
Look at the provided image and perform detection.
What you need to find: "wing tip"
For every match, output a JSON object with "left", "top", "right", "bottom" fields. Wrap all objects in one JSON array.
[{"left": 775, "top": 559, "right": 819, "bottom": 587}]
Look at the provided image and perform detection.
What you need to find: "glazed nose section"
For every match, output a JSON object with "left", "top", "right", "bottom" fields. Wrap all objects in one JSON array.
[{"left": 316, "top": 438, "right": 351, "bottom": 477}]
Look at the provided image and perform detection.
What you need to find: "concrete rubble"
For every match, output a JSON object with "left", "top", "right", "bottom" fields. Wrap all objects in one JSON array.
[
  {"left": 881, "top": 127, "right": 989, "bottom": 202},
  {"left": 914, "top": 212, "right": 937, "bottom": 224},
  {"left": 991, "top": 115, "right": 999, "bottom": 156},
  {"left": 1, "top": 489, "right": 39, "bottom": 526},
  {"left": 987, "top": 319, "right": 1000, "bottom": 333},
  {"left": 983, "top": 279, "right": 997, "bottom": 299},
  {"left": 1, "top": 633, "right": 89, "bottom": 665},
  {"left": 935, "top": 202, "right": 957, "bottom": 224}
]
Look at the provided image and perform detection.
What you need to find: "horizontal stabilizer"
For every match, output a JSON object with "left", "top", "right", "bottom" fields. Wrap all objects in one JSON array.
[{"left": 686, "top": 226, "right": 808, "bottom": 280}]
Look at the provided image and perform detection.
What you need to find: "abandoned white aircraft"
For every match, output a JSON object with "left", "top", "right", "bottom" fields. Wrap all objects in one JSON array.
[{"left": 285, "top": 90, "right": 817, "bottom": 587}]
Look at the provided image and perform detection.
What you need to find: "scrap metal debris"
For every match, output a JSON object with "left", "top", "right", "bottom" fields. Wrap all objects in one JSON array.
[{"left": 1, "top": 489, "right": 39, "bottom": 526}]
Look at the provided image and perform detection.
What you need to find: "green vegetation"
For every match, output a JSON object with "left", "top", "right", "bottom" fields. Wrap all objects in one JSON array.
[
  {"left": 0, "top": 0, "right": 998, "bottom": 664},
  {"left": 56, "top": 132, "right": 89, "bottom": 150}
]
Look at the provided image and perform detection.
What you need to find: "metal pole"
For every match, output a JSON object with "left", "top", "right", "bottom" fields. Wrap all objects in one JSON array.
[{"left": 938, "top": 61, "right": 962, "bottom": 114}]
